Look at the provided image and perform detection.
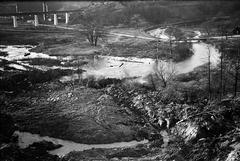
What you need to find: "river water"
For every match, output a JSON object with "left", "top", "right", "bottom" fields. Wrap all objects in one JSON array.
[
  {"left": 15, "top": 131, "right": 148, "bottom": 157},
  {"left": 60, "top": 43, "right": 220, "bottom": 83}
]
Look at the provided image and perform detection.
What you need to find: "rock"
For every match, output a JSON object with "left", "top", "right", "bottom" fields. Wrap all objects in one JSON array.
[
  {"left": 172, "top": 122, "right": 199, "bottom": 142},
  {"left": 67, "top": 92, "right": 72, "bottom": 98},
  {"left": 221, "top": 140, "right": 230, "bottom": 148},
  {"left": 97, "top": 94, "right": 112, "bottom": 102},
  {"left": 225, "top": 148, "right": 240, "bottom": 161}
]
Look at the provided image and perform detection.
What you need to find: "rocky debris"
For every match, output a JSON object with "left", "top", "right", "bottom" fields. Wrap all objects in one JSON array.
[
  {"left": 172, "top": 122, "right": 199, "bottom": 142},
  {"left": 97, "top": 94, "right": 112, "bottom": 102},
  {"left": 106, "top": 146, "right": 150, "bottom": 159},
  {"left": 47, "top": 91, "right": 78, "bottom": 102},
  {"left": 226, "top": 148, "right": 240, "bottom": 161},
  {"left": 106, "top": 84, "right": 240, "bottom": 161}
]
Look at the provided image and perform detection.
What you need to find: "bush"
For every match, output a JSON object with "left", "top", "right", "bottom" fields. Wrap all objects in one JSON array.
[{"left": 172, "top": 42, "right": 194, "bottom": 62}]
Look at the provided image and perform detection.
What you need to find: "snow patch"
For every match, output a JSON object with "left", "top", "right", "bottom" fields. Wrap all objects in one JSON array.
[
  {"left": 148, "top": 28, "right": 175, "bottom": 41},
  {"left": 0, "top": 45, "right": 57, "bottom": 61}
]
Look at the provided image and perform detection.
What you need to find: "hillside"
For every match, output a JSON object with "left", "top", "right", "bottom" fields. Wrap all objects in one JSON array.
[{"left": 68, "top": 1, "right": 240, "bottom": 28}]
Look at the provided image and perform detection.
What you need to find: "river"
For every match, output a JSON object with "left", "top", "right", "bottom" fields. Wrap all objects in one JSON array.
[{"left": 15, "top": 131, "right": 148, "bottom": 157}]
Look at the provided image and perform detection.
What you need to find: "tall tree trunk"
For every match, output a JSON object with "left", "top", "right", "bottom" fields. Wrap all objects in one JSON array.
[
  {"left": 234, "top": 48, "right": 239, "bottom": 97},
  {"left": 234, "top": 65, "right": 238, "bottom": 97},
  {"left": 90, "top": 34, "right": 94, "bottom": 46},
  {"left": 220, "top": 46, "right": 224, "bottom": 100}
]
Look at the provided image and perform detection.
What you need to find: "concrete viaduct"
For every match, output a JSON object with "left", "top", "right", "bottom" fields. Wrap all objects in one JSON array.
[{"left": 0, "top": 9, "right": 84, "bottom": 27}]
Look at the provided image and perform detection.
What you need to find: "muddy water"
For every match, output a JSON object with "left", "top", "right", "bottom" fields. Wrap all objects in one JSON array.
[
  {"left": 175, "top": 42, "right": 219, "bottom": 73},
  {"left": 81, "top": 56, "right": 155, "bottom": 83},
  {"left": 75, "top": 42, "right": 220, "bottom": 80},
  {"left": 15, "top": 131, "right": 148, "bottom": 157}
]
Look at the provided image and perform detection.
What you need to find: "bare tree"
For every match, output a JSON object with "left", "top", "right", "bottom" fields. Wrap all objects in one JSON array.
[
  {"left": 204, "top": 25, "right": 212, "bottom": 101},
  {"left": 219, "top": 43, "right": 224, "bottom": 100},
  {"left": 153, "top": 60, "right": 176, "bottom": 88},
  {"left": 80, "top": 12, "right": 106, "bottom": 46},
  {"left": 233, "top": 47, "right": 239, "bottom": 97},
  {"left": 218, "top": 24, "right": 229, "bottom": 99},
  {"left": 234, "top": 46, "right": 240, "bottom": 97},
  {"left": 207, "top": 44, "right": 211, "bottom": 101},
  {"left": 228, "top": 46, "right": 240, "bottom": 97}
]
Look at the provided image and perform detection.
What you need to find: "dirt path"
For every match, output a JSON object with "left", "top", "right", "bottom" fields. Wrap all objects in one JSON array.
[{"left": 39, "top": 24, "right": 157, "bottom": 41}]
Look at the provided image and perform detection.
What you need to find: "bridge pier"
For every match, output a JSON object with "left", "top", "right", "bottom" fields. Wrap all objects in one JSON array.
[
  {"left": 12, "top": 16, "right": 18, "bottom": 28},
  {"left": 53, "top": 14, "right": 58, "bottom": 25},
  {"left": 65, "top": 12, "right": 69, "bottom": 24},
  {"left": 34, "top": 15, "right": 39, "bottom": 26},
  {"left": 42, "top": 2, "right": 46, "bottom": 21}
]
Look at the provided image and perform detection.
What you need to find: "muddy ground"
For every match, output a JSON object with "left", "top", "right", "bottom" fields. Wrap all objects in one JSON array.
[{"left": 1, "top": 78, "right": 142, "bottom": 144}]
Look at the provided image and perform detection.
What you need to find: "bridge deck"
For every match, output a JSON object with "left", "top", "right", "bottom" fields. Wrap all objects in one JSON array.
[{"left": 0, "top": 9, "right": 83, "bottom": 16}]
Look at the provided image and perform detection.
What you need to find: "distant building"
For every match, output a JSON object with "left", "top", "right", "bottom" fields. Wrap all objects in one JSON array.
[{"left": 232, "top": 26, "right": 240, "bottom": 35}]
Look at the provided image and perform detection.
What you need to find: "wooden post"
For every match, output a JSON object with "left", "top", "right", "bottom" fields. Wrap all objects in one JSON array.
[
  {"left": 34, "top": 15, "right": 39, "bottom": 26},
  {"left": 12, "top": 16, "right": 18, "bottom": 27},
  {"left": 65, "top": 12, "right": 69, "bottom": 24},
  {"left": 54, "top": 14, "right": 58, "bottom": 25}
]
